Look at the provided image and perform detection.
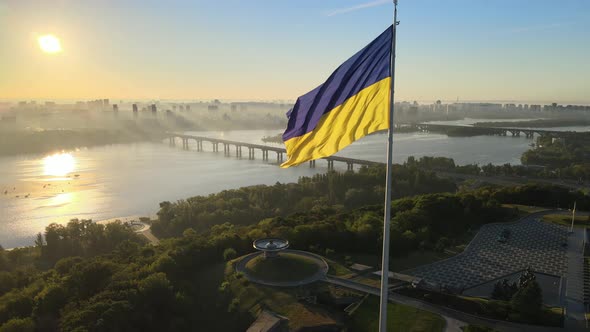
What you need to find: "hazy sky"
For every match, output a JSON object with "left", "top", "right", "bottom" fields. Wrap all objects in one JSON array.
[{"left": 1, "top": 0, "right": 589, "bottom": 103}]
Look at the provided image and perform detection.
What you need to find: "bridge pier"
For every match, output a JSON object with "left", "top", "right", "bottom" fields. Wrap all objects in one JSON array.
[
  {"left": 525, "top": 131, "right": 535, "bottom": 139},
  {"left": 168, "top": 135, "right": 379, "bottom": 170},
  {"left": 169, "top": 137, "right": 176, "bottom": 147},
  {"left": 347, "top": 162, "right": 353, "bottom": 171}
]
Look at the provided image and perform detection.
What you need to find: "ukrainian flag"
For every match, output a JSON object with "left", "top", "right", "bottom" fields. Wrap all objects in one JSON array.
[{"left": 281, "top": 25, "right": 393, "bottom": 168}]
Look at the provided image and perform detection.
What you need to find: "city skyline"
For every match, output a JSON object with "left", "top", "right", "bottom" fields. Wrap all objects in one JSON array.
[{"left": 1, "top": 0, "right": 589, "bottom": 103}]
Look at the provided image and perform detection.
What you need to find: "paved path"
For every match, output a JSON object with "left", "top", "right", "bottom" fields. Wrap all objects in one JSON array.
[
  {"left": 443, "top": 317, "right": 467, "bottom": 332},
  {"left": 565, "top": 228, "right": 586, "bottom": 329},
  {"left": 140, "top": 228, "right": 160, "bottom": 245}
]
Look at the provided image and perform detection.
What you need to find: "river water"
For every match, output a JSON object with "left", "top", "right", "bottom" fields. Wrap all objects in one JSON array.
[{"left": 1, "top": 121, "right": 588, "bottom": 248}]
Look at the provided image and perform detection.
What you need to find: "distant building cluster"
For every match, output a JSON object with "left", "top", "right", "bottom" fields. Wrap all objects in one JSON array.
[
  {"left": 395, "top": 101, "right": 590, "bottom": 115},
  {"left": 6, "top": 98, "right": 590, "bottom": 123},
  {"left": 76, "top": 99, "right": 110, "bottom": 111}
]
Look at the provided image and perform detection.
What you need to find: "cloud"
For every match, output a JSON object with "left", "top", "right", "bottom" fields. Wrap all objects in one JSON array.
[{"left": 326, "top": 0, "right": 390, "bottom": 17}]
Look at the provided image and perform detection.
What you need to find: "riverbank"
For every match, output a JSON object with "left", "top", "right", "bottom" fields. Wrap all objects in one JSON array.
[
  {"left": 3, "top": 214, "right": 157, "bottom": 250},
  {"left": 474, "top": 119, "right": 590, "bottom": 128},
  {"left": 0, "top": 128, "right": 166, "bottom": 157}
]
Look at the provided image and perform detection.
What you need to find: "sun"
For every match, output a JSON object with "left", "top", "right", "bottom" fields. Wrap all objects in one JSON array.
[
  {"left": 43, "top": 152, "right": 75, "bottom": 177},
  {"left": 37, "top": 34, "right": 62, "bottom": 54}
]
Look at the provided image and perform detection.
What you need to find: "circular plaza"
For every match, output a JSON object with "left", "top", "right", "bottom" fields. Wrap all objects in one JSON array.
[{"left": 235, "top": 238, "right": 329, "bottom": 287}]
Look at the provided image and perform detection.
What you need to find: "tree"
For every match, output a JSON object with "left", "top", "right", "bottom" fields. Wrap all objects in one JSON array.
[
  {"left": 223, "top": 248, "right": 237, "bottom": 261},
  {"left": 517, "top": 267, "right": 536, "bottom": 288},
  {"left": 491, "top": 279, "right": 517, "bottom": 301},
  {"left": 511, "top": 280, "right": 543, "bottom": 318},
  {"left": 0, "top": 318, "right": 35, "bottom": 332},
  {"left": 34, "top": 233, "right": 44, "bottom": 248}
]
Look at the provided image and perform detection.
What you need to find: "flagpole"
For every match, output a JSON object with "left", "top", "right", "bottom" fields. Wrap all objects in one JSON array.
[
  {"left": 379, "top": 1, "right": 399, "bottom": 331},
  {"left": 570, "top": 201, "right": 577, "bottom": 233}
]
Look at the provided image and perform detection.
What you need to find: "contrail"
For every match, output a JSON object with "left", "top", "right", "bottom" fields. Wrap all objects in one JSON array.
[{"left": 326, "top": 0, "right": 390, "bottom": 17}]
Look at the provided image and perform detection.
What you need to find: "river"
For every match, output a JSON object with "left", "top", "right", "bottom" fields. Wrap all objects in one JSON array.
[{"left": 0, "top": 122, "right": 586, "bottom": 248}]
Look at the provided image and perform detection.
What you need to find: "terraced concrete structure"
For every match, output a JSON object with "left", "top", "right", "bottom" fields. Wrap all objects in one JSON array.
[{"left": 406, "top": 216, "right": 568, "bottom": 291}]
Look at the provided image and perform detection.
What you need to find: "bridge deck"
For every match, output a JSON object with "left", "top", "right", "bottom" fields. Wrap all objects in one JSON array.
[
  {"left": 410, "top": 123, "right": 570, "bottom": 136},
  {"left": 169, "top": 133, "right": 383, "bottom": 166}
]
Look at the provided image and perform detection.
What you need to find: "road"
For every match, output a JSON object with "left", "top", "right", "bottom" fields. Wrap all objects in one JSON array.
[
  {"left": 140, "top": 228, "right": 160, "bottom": 245},
  {"left": 565, "top": 228, "right": 586, "bottom": 330}
]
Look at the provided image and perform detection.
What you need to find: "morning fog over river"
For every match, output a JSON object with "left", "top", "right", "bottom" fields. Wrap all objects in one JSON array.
[{"left": 1, "top": 119, "right": 589, "bottom": 248}]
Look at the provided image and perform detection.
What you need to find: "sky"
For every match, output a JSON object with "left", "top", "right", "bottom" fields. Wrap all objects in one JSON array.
[{"left": 0, "top": 0, "right": 589, "bottom": 103}]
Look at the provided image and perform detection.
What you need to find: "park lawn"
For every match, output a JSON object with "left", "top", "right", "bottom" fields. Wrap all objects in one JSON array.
[
  {"left": 502, "top": 204, "right": 547, "bottom": 216},
  {"left": 542, "top": 214, "right": 590, "bottom": 228},
  {"left": 461, "top": 325, "right": 497, "bottom": 332},
  {"left": 326, "top": 258, "right": 353, "bottom": 277},
  {"left": 345, "top": 253, "right": 381, "bottom": 268},
  {"left": 351, "top": 276, "right": 381, "bottom": 288},
  {"left": 398, "top": 288, "right": 563, "bottom": 327},
  {"left": 245, "top": 253, "right": 319, "bottom": 282},
  {"left": 350, "top": 295, "right": 445, "bottom": 332},
  {"left": 457, "top": 295, "right": 563, "bottom": 327}
]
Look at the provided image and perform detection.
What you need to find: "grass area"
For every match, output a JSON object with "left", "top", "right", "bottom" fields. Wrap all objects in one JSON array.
[
  {"left": 351, "top": 276, "right": 381, "bottom": 288},
  {"left": 345, "top": 253, "right": 381, "bottom": 268},
  {"left": 542, "top": 214, "right": 590, "bottom": 228},
  {"left": 502, "top": 204, "right": 547, "bottom": 216},
  {"left": 349, "top": 295, "right": 445, "bottom": 332},
  {"left": 397, "top": 288, "right": 563, "bottom": 327},
  {"left": 244, "top": 253, "right": 319, "bottom": 283},
  {"left": 461, "top": 325, "right": 498, "bottom": 332},
  {"left": 325, "top": 258, "right": 352, "bottom": 277}
]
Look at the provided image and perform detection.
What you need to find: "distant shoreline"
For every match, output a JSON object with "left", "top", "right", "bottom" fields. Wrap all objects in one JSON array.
[{"left": 4, "top": 214, "right": 156, "bottom": 250}]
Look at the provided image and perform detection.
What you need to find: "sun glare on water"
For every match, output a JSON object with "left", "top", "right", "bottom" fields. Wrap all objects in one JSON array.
[
  {"left": 43, "top": 153, "right": 75, "bottom": 177},
  {"left": 37, "top": 34, "right": 62, "bottom": 54}
]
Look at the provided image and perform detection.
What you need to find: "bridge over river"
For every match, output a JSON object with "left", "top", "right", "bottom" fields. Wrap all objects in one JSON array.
[
  {"left": 402, "top": 123, "right": 572, "bottom": 138},
  {"left": 168, "top": 123, "right": 570, "bottom": 170},
  {"left": 167, "top": 133, "right": 382, "bottom": 170}
]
